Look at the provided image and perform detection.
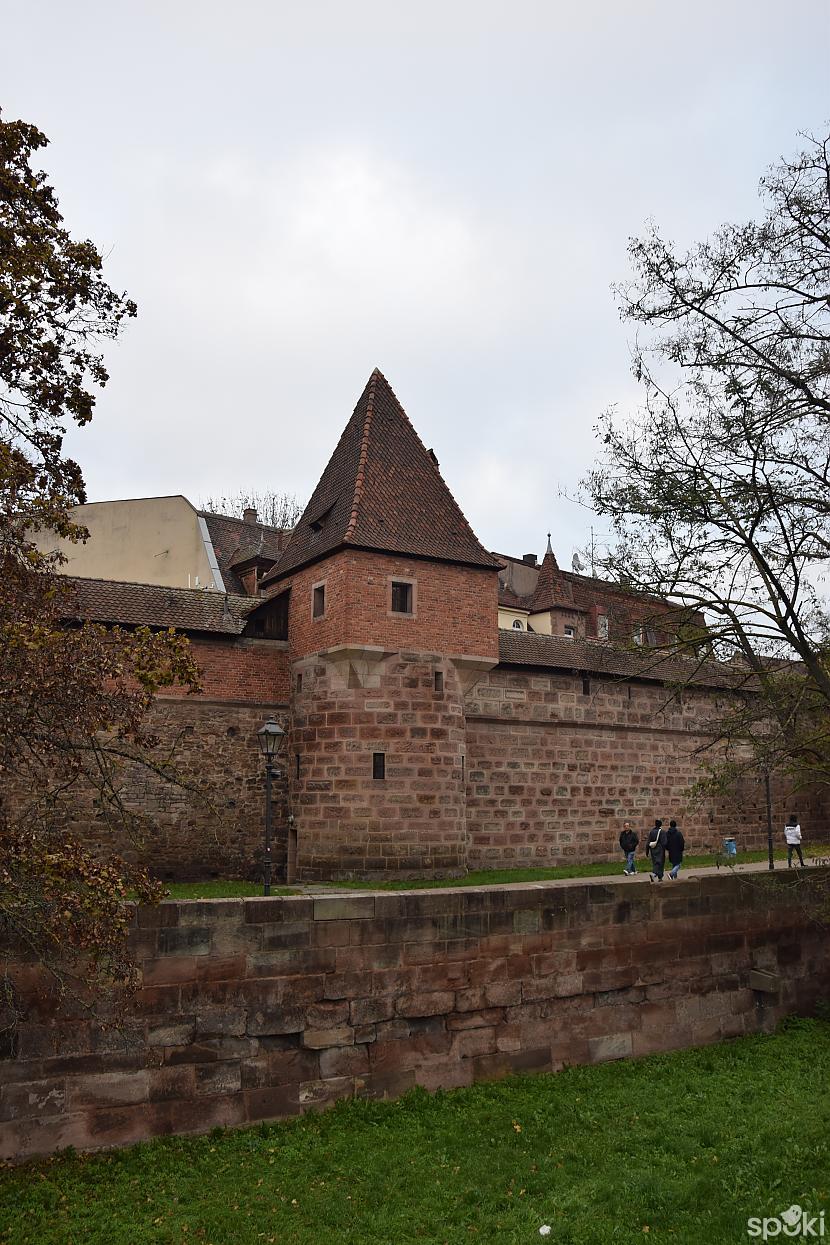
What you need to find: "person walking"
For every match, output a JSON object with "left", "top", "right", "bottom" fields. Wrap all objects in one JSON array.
[
  {"left": 619, "top": 821, "right": 639, "bottom": 875},
  {"left": 785, "top": 814, "right": 805, "bottom": 868},
  {"left": 666, "top": 819, "right": 685, "bottom": 880},
  {"left": 646, "top": 818, "right": 667, "bottom": 882}
]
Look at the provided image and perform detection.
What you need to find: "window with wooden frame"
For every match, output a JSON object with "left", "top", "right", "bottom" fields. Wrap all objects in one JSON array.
[{"left": 390, "top": 578, "right": 415, "bottom": 615}]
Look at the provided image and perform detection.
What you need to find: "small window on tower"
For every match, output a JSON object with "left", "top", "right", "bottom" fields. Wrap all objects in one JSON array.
[
  {"left": 434, "top": 670, "right": 444, "bottom": 693},
  {"left": 391, "top": 580, "right": 413, "bottom": 614},
  {"left": 312, "top": 583, "right": 326, "bottom": 619},
  {"left": 597, "top": 615, "right": 609, "bottom": 640},
  {"left": 372, "top": 752, "right": 386, "bottom": 780}
]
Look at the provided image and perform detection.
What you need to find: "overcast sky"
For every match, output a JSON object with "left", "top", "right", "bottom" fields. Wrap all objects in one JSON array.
[{"left": 4, "top": 1, "right": 829, "bottom": 565}]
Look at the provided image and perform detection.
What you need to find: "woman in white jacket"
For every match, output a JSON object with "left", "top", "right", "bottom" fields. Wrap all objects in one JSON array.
[{"left": 785, "top": 814, "right": 805, "bottom": 868}]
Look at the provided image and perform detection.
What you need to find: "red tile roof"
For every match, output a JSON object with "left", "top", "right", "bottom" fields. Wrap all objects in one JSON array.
[
  {"left": 497, "top": 629, "right": 742, "bottom": 688},
  {"left": 200, "top": 512, "right": 287, "bottom": 593},
  {"left": 262, "top": 370, "right": 501, "bottom": 584},
  {"left": 64, "top": 578, "right": 256, "bottom": 635}
]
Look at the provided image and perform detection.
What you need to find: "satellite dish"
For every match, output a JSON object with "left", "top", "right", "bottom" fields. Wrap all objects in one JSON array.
[{"left": 572, "top": 552, "right": 586, "bottom": 574}]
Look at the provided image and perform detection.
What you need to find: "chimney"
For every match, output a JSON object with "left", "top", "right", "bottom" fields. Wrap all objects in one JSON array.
[
  {"left": 243, "top": 507, "right": 257, "bottom": 525},
  {"left": 522, "top": 554, "right": 537, "bottom": 567}
]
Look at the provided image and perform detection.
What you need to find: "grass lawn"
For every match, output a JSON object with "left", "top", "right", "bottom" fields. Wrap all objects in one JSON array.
[
  {"left": 161, "top": 848, "right": 827, "bottom": 899},
  {"left": 2, "top": 1020, "right": 829, "bottom": 1244}
]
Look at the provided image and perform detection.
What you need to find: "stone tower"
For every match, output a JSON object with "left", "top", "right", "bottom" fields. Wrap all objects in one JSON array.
[{"left": 260, "top": 370, "right": 500, "bottom": 880}]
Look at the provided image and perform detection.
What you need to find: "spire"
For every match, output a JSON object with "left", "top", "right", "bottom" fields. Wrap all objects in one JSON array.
[
  {"left": 529, "top": 535, "right": 571, "bottom": 611},
  {"left": 263, "top": 370, "right": 501, "bottom": 584}
]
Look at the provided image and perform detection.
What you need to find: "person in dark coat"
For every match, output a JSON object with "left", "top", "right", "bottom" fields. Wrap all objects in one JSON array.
[
  {"left": 619, "top": 821, "right": 639, "bottom": 875},
  {"left": 646, "top": 818, "right": 667, "bottom": 882},
  {"left": 666, "top": 819, "right": 685, "bottom": 880}
]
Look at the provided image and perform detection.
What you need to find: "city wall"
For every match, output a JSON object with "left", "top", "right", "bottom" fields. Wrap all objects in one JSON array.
[{"left": 2, "top": 871, "right": 828, "bottom": 1161}]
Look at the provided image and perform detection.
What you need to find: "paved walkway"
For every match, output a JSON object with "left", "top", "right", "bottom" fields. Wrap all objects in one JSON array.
[{"left": 294, "top": 858, "right": 822, "bottom": 896}]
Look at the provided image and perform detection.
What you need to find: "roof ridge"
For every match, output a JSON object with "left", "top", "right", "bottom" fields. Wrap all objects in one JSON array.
[{"left": 344, "top": 368, "right": 379, "bottom": 543}]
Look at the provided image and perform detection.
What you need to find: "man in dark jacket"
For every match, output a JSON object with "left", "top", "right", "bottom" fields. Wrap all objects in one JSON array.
[
  {"left": 666, "top": 820, "right": 685, "bottom": 880},
  {"left": 619, "top": 821, "right": 639, "bottom": 875},
  {"left": 646, "top": 819, "right": 667, "bottom": 882}
]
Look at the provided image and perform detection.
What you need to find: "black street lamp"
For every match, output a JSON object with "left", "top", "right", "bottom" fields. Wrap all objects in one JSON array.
[
  {"left": 257, "top": 718, "right": 285, "bottom": 895},
  {"left": 763, "top": 765, "right": 775, "bottom": 872}
]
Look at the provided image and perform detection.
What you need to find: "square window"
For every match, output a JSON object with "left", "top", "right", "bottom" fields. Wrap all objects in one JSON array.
[
  {"left": 391, "top": 580, "right": 413, "bottom": 614},
  {"left": 312, "top": 583, "right": 325, "bottom": 619},
  {"left": 564, "top": 625, "right": 575, "bottom": 638},
  {"left": 372, "top": 752, "right": 386, "bottom": 780}
]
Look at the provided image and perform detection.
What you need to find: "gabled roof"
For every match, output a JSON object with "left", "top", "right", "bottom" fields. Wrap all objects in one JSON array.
[
  {"left": 200, "top": 512, "right": 287, "bottom": 593},
  {"left": 64, "top": 577, "right": 256, "bottom": 636},
  {"left": 262, "top": 370, "right": 501, "bottom": 584}
]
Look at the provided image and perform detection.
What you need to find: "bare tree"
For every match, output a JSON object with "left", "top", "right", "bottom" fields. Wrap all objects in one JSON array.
[
  {"left": 585, "top": 126, "right": 830, "bottom": 785},
  {"left": 201, "top": 489, "right": 303, "bottom": 531}
]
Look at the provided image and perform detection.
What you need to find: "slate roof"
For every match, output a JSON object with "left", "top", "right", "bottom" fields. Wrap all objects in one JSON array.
[
  {"left": 262, "top": 370, "right": 501, "bottom": 584},
  {"left": 497, "top": 629, "right": 744, "bottom": 689},
  {"left": 64, "top": 577, "right": 255, "bottom": 635},
  {"left": 200, "top": 512, "right": 287, "bottom": 594}
]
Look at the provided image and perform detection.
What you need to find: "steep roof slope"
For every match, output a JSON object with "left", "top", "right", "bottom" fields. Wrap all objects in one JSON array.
[{"left": 262, "top": 370, "right": 500, "bottom": 584}]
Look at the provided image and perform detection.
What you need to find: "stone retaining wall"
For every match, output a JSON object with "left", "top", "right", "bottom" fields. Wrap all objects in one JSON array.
[{"left": 2, "top": 872, "right": 828, "bottom": 1161}]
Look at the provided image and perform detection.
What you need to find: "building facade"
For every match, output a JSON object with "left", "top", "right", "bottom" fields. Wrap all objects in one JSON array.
[{"left": 52, "top": 371, "right": 829, "bottom": 880}]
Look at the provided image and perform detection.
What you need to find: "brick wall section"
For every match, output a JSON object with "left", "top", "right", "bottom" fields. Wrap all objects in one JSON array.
[
  {"left": 2, "top": 872, "right": 828, "bottom": 1161},
  {"left": 284, "top": 551, "right": 498, "bottom": 663},
  {"left": 290, "top": 651, "right": 466, "bottom": 879},
  {"left": 61, "top": 700, "right": 290, "bottom": 881},
  {"left": 165, "top": 636, "right": 289, "bottom": 704},
  {"left": 465, "top": 667, "right": 830, "bottom": 867}
]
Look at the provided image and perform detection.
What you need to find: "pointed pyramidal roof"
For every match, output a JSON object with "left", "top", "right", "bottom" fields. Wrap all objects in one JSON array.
[
  {"left": 263, "top": 370, "right": 501, "bottom": 584},
  {"left": 529, "top": 534, "right": 574, "bottom": 610}
]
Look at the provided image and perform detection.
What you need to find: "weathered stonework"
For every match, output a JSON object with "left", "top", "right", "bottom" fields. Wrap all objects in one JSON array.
[
  {"left": 2, "top": 871, "right": 827, "bottom": 1161},
  {"left": 464, "top": 668, "right": 829, "bottom": 865}
]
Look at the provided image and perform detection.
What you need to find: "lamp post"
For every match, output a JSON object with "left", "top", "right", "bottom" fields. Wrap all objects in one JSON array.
[
  {"left": 257, "top": 718, "right": 285, "bottom": 896},
  {"left": 764, "top": 765, "right": 775, "bottom": 872}
]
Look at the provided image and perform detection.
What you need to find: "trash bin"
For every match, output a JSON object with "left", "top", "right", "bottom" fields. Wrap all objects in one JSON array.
[{"left": 723, "top": 836, "right": 737, "bottom": 858}]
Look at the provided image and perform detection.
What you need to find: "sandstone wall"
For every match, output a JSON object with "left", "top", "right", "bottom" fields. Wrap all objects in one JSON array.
[
  {"left": 290, "top": 650, "right": 466, "bottom": 880},
  {"left": 2, "top": 872, "right": 827, "bottom": 1161},
  {"left": 465, "top": 667, "right": 830, "bottom": 867}
]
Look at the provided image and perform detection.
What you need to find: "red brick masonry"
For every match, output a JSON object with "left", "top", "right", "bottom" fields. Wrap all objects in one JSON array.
[{"left": 1, "top": 872, "right": 828, "bottom": 1161}]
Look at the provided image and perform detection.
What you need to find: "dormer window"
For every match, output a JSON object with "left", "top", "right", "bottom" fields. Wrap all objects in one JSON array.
[
  {"left": 512, "top": 619, "right": 524, "bottom": 630},
  {"left": 564, "top": 625, "right": 575, "bottom": 638},
  {"left": 308, "top": 502, "right": 335, "bottom": 540}
]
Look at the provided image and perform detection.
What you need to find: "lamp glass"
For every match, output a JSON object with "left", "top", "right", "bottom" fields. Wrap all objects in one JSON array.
[{"left": 257, "top": 718, "right": 285, "bottom": 759}]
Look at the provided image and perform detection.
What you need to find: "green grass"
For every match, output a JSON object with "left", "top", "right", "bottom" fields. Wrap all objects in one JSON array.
[
  {"left": 160, "top": 847, "right": 828, "bottom": 900},
  {"left": 2, "top": 1020, "right": 829, "bottom": 1244},
  {"left": 320, "top": 847, "right": 817, "bottom": 891},
  {"left": 161, "top": 881, "right": 298, "bottom": 900}
]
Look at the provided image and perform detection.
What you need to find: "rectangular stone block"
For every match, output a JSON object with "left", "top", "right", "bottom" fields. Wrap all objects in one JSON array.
[
  {"left": 587, "top": 1032, "right": 633, "bottom": 1063},
  {"left": 67, "top": 1070, "right": 150, "bottom": 1110},
  {"left": 244, "top": 1084, "right": 301, "bottom": 1120},
  {"left": 313, "top": 896, "right": 376, "bottom": 921},
  {"left": 0, "top": 1079, "right": 66, "bottom": 1122},
  {"left": 299, "top": 1076, "right": 354, "bottom": 1109},
  {"left": 396, "top": 991, "right": 455, "bottom": 1019},
  {"left": 302, "top": 1026, "right": 355, "bottom": 1049}
]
